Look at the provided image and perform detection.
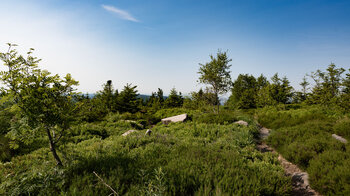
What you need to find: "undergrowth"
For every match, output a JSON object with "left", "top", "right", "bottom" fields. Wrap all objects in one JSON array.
[
  {"left": 0, "top": 110, "right": 292, "bottom": 195},
  {"left": 256, "top": 105, "right": 350, "bottom": 195}
]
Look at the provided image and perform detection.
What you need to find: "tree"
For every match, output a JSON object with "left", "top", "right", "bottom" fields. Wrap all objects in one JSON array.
[
  {"left": 95, "top": 80, "right": 120, "bottom": 112},
  {"left": 97, "top": 80, "right": 114, "bottom": 112},
  {"left": 269, "top": 74, "right": 293, "bottom": 104},
  {"left": 308, "top": 63, "right": 345, "bottom": 104},
  {"left": 188, "top": 88, "right": 218, "bottom": 109},
  {"left": 342, "top": 69, "right": 350, "bottom": 94},
  {"left": 255, "top": 74, "right": 275, "bottom": 107},
  {"left": 229, "top": 74, "right": 257, "bottom": 109},
  {"left": 0, "top": 44, "right": 78, "bottom": 166},
  {"left": 118, "top": 83, "right": 140, "bottom": 113},
  {"left": 256, "top": 85, "right": 276, "bottom": 107},
  {"left": 339, "top": 69, "right": 350, "bottom": 111},
  {"left": 164, "top": 87, "right": 183, "bottom": 108},
  {"left": 198, "top": 50, "right": 233, "bottom": 113},
  {"left": 300, "top": 76, "right": 310, "bottom": 96},
  {"left": 256, "top": 74, "right": 269, "bottom": 90},
  {"left": 293, "top": 76, "right": 310, "bottom": 103}
]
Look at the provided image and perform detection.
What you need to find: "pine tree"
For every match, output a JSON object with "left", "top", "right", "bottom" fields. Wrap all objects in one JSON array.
[
  {"left": 118, "top": 83, "right": 140, "bottom": 113},
  {"left": 164, "top": 88, "right": 183, "bottom": 108}
]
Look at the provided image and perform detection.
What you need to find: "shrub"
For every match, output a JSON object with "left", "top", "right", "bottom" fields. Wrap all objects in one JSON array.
[
  {"left": 260, "top": 105, "right": 349, "bottom": 194},
  {"left": 0, "top": 135, "right": 12, "bottom": 162},
  {"left": 1, "top": 118, "right": 291, "bottom": 195},
  {"left": 308, "top": 150, "right": 350, "bottom": 195},
  {"left": 334, "top": 117, "right": 350, "bottom": 139}
]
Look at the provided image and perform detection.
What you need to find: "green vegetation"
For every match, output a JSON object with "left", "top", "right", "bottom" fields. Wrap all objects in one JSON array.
[
  {"left": 1, "top": 45, "right": 350, "bottom": 195},
  {"left": 256, "top": 105, "right": 350, "bottom": 195},
  {"left": 0, "top": 110, "right": 292, "bottom": 195},
  {"left": 198, "top": 50, "right": 233, "bottom": 113}
]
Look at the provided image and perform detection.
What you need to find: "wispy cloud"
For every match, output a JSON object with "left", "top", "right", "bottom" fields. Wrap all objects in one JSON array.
[{"left": 102, "top": 5, "right": 139, "bottom": 22}]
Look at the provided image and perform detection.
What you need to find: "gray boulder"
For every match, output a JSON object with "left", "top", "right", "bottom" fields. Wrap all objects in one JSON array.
[
  {"left": 234, "top": 120, "right": 248, "bottom": 126},
  {"left": 161, "top": 114, "right": 187, "bottom": 125}
]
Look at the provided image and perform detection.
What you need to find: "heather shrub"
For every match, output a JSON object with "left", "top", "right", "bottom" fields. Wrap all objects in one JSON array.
[
  {"left": 0, "top": 118, "right": 291, "bottom": 195},
  {"left": 334, "top": 117, "right": 350, "bottom": 139},
  {"left": 259, "top": 106, "right": 350, "bottom": 194}
]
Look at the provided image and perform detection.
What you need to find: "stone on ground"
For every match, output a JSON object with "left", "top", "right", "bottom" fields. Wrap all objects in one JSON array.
[
  {"left": 122, "top": 130, "right": 138, "bottom": 136},
  {"left": 234, "top": 120, "right": 248, "bottom": 126},
  {"left": 161, "top": 114, "right": 187, "bottom": 125},
  {"left": 332, "top": 134, "right": 348, "bottom": 143}
]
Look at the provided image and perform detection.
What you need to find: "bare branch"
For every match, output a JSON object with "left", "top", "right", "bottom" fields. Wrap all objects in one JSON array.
[{"left": 93, "top": 171, "right": 118, "bottom": 196}]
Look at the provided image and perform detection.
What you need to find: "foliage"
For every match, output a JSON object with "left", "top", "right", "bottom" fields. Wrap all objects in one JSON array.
[
  {"left": 0, "top": 116, "right": 291, "bottom": 195},
  {"left": 0, "top": 135, "right": 12, "bottom": 162},
  {"left": 164, "top": 87, "right": 183, "bottom": 108},
  {"left": 256, "top": 105, "right": 350, "bottom": 195},
  {"left": 334, "top": 117, "right": 350, "bottom": 139},
  {"left": 308, "top": 63, "right": 346, "bottom": 105},
  {"left": 75, "top": 94, "right": 109, "bottom": 122},
  {"left": 308, "top": 149, "right": 350, "bottom": 195},
  {"left": 198, "top": 50, "right": 233, "bottom": 112},
  {"left": 94, "top": 80, "right": 118, "bottom": 112},
  {"left": 118, "top": 83, "right": 140, "bottom": 113},
  {"left": 227, "top": 73, "right": 293, "bottom": 109},
  {"left": 3, "top": 44, "right": 350, "bottom": 195},
  {"left": 229, "top": 74, "right": 258, "bottom": 109},
  {"left": 0, "top": 44, "right": 79, "bottom": 166}
]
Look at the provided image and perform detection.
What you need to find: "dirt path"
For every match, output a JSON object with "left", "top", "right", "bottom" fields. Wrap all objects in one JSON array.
[{"left": 256, "top": 127, "right": 321, "bottom": 196}]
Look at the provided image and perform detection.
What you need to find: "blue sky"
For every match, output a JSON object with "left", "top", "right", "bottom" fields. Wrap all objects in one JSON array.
[{"left": 0, "top": 0, "right": 350, "bottom": 95}]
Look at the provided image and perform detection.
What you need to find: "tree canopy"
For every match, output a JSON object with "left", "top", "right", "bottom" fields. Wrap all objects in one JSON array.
[
  {"left": 198, "top": 50, "right": 233, "bottom": 112},
  {"left": 0, "top": 44, "right": 79, "bottom": 166}
]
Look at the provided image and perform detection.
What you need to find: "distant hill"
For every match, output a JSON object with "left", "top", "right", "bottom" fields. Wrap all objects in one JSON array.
[
  {"left": 138, "top": 94, "right": 151, "bottom": 101},
  {"left": 82, "top": 93, "right": 166, "bottom": 101}
]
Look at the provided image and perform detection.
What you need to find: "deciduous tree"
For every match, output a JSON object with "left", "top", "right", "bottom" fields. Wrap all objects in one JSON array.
[
  {"left": 198, "top": 50, "right": 233, "bottom": 113},
  {"left": 0, "top": 44, "right": 78, "bottom": 166}
]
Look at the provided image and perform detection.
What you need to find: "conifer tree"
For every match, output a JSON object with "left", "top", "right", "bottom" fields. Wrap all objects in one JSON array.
[{"left": 118, "top": 83, "right": 140, "bottom": 113}]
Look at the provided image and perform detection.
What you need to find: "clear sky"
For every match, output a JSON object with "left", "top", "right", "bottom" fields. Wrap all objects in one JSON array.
[{"left": 1, "top": 0, "right": 350, "bottom": 95}]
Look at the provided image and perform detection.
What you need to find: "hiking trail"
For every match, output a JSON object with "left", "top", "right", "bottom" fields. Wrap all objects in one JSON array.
[{"left": 256, "top": 126, "right": 321, "bottom": 196}]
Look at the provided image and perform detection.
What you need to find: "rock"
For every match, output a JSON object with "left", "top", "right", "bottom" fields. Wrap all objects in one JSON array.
[
  {"left": 332, "top": 134, "right": 348, "bottom": 143},
  {"left": 122, "top": 130, "right": 138, "bottom": 136},
  {"left": 234, "top": 120, "right": 248, "bottom": 126},
  {"left": 292, "top": 172, "right": 310, "bottom": 189},
  {"left": 259, "top": 127, "right": 270, "bottom": 139},
  {"left": 145, "top": 129, "right": 152, "bottom": 136},
  {"left": 161, "top": 114, "right": 187, "bottom": 125}
]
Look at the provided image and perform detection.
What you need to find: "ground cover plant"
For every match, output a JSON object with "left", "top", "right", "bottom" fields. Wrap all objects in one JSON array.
[
  {"left": 0, "top": 112, "right": 292, "bottom": 195},
  {"left": 256, "top": 105, "right": 350, "bottom": 195}
]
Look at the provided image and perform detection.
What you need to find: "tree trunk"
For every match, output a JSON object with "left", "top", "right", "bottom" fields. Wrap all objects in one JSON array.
[
  {"left": 46, "top": 128, "right": 63, "bottom": 166},
  {"left": 215, "top": 91, "right": 219, "bottom": 114}
]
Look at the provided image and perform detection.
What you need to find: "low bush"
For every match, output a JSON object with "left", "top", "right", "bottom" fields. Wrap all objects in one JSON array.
[
  {"left": 334, "top": 117, "right": 350, "bottom": 139},
  {"left": 256, "top": 105, "right": 332, "bottom": 129},
  {"left": 308, "top": 149, "right": 350, "bottom": 195},
  {"left": 0, "top": 135, "right": 12, "bottom": 162},
  {"left": 0, "top": 119, "right": 291, "bottom": 195},
  {"left": 258, "top": 106, "right": 350, "bottom": 195}
]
